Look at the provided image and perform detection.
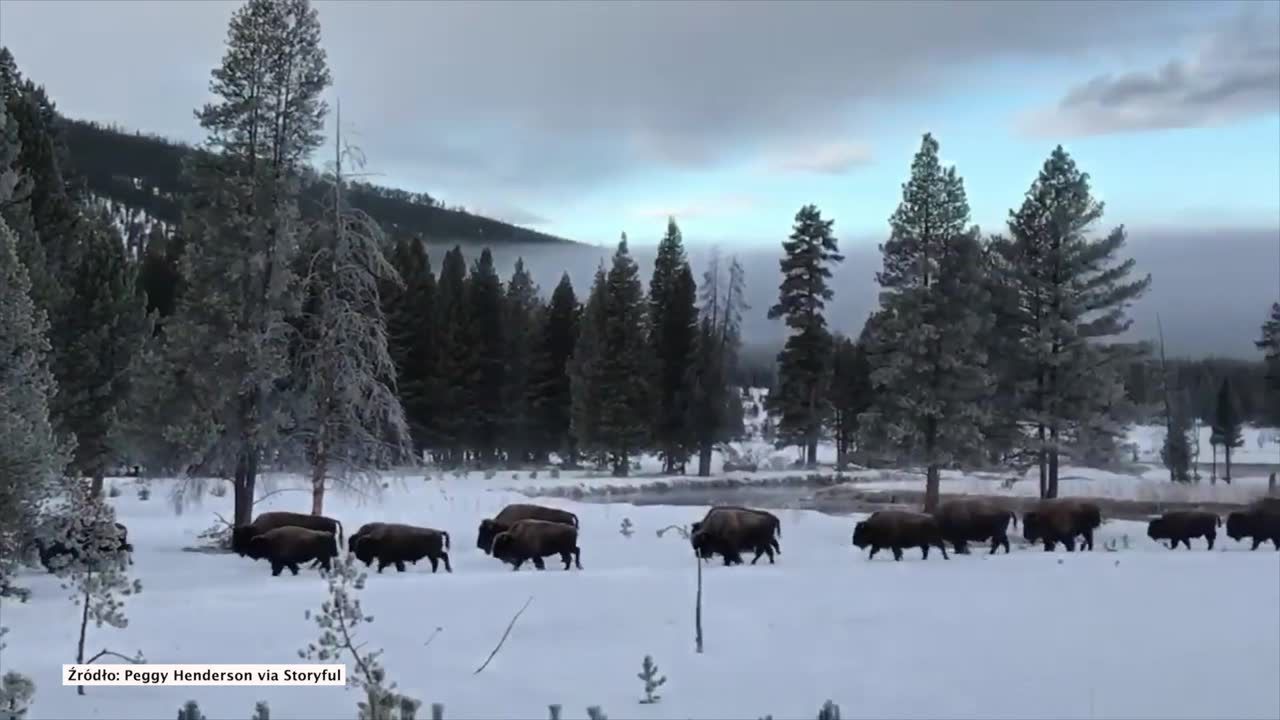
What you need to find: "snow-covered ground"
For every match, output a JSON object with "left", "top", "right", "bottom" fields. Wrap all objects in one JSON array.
[{"left": 5, "top": 473, "right": 1279, "bottom": 720}]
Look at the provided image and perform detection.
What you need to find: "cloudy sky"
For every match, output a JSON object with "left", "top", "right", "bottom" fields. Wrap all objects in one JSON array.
[{"left": 2, "top": 0, "right": 1277, "bottom": 355}]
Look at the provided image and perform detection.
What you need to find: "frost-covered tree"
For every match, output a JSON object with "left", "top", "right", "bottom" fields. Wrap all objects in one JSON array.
[
  {"left": 528, "top": 273, "right": 580, "bottom": 464},
  {"left": 149, "top": 0, "right": 331, "bottom": 524},
  {"left": 767, "top": 205, "right": 843, "bottom": 467},
  {"left": 636, "top": 655, "right": 666, "bottom": 704},
  {"left": 0, "top": 630, "right": 36, "bottom": 719},
  {"left": 290, "top": 115, "right": 413, "bottom": 516},
  {"left": 862, "top": 134, "right": 991, "bottom": 511},
  {"left": 1161, "top": 390, "right": 1194, "bottom": 484},
  {"left": 648, "top": 219, "right": 699, "bottom": 473},
  {"left": 0, "top": 102, "right": 67, "bottom": 594},
  {"left": 990, "top": 146, "right": 1150, "bottom": 497},
  {"left": 300, "top": 553, "right": 420, "bottom": 720},
  {"left": 1212, "top": 378, "right": 1244, "bottom": 483}
]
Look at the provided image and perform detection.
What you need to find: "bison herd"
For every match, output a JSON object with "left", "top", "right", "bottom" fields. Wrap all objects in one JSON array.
[{"left": 28, "top": 495, "right": 1280, "bottom": 578}]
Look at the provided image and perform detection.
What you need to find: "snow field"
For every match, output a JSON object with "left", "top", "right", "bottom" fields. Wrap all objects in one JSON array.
[{"left": 5, "top": 474, "right": 1279, "bottom": 720}]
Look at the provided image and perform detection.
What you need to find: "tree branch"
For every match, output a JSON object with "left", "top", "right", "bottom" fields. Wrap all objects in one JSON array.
[
  {"left": 86, "top": 649, "right": 144, "bottom": 665},
  {"left": 473, "top": 596, "right": 533, "bottom": 675}
]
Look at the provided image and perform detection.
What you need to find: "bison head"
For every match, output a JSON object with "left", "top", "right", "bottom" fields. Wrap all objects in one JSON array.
[
  {"left": 1225, "top": 512, "right": 1252, "bottom": 541},
  {"left": 489, "top": 532, "right": 514, "bottom": 561},
  {"left": 352, "top": 537, "right": 377, "bottom": 566},
  {"left": 689, "top": 530, "right": 714, "bottom": 560},
  {"left": 1021, "top": 512, "right": 1042, "bottom": 543},
  {"left": 1146, "top": 517, "right": 1168, "bottom": 542},
  {"left": 477, "top": 519, "right": 502, "bottom": 555},
  {"left": 851, "top": 521, "right": 869, "bottom": 549},
  {"left": 347, "top": 533, "right": 362, "bottom": 554},
  {"left": 245, "top": 535, "right": 267, "bottom": 559},
  {"left": 230, "top": 526, "right": 257, "bottom": 557}
]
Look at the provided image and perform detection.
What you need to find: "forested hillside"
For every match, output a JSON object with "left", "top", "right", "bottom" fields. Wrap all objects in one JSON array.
[{"left": 61, "top": 118, "right": 575, "bottom": 247}]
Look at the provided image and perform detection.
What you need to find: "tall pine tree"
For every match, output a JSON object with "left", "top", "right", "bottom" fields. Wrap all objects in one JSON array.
[
  {"left": 383, "top": 236, "right": 437, "bottom": 456},
  {"left": 990, "top": 146, "right": 1150, "bottom": 498},
  {"left": 1258, "top": 303, "right": 1280, "bottom": 429},
  {"left": 465, "top": 249, "right": 505, "bottom": 465},
  {"left": 150, "top": 0, "right": 331, "bottom": 524},
  {"left": 862, "top": 134, "right": 991, "bottom": 512},
  {"left": 648, "top": 218, "right": 699, "bottom": 473},
  {"left": 766, "top": 205, "right": 843, "bottom": 468},
  {"left": 501, "top": 258, "right": 541, "bottom": 465},
  {"left": 688, "top": 250, "right": 749, "bottom": 476},
  {"left": 830, "top": 333, "right": 873, "bottom": 467},
  {"left": 1212, "top": 377, "right": 1244, "bottom": 484},
  {"left": 433, "top": 245, "right": 472, "bottom": 466},
  {"left": 570, "top": 263, "right": 609, "bottom": 468},
  {"left": 529, "top": 273, "right": 580, "bottom": 464}
]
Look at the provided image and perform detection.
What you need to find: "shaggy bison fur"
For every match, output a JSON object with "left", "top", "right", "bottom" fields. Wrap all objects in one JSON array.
[
  {"left": 351, "top": 523, "right": 452, "bottom": 573},
  {"left": 490, "top": 519, "right": 582, "bottom": 571},
  {"left": 1225, "top": 498, "right": 1280, "bottom": 550},
  {"left": 476, "top": 504, "right": 578, "bottom": 555},
  {"left": 1147, "top": 510, "right": 1221, "bottom": 550},
  {"left": 933, "top": 498, "right": 1018, "bottom": 554},
  {"left": 35, "top": 520, "right": 133, "bottom": 573},
  {"left": 348, "top": 522, "right": 388, "bottom": 554},
  {"left": 232, "top": 511, "right": 344, "bottom": 558},
  {"left": 1022, "top": 499, "right": 1102, "bottom": 551},
  {"left": 248, "top": 526, "right": 339, "bottom": 576},
  {"left": 851, "top": 510, "right": 949, "bottom": 561},
  {"left": 690, "top": 507, "right": 782, "bottom": 566}
]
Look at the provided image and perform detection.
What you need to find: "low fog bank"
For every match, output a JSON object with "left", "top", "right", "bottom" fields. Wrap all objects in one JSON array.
[{"left": 420, "top": 225, "right": 1279, "bottom": 360}]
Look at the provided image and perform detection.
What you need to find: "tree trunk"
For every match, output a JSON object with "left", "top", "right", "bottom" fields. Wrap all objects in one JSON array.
[
  {"left": 76, "top": 580, "right": 91, "bottom": 695},
  {"left": 1224, "top": 444, "right": 1232, "bottom": 484},
  {"left": 90, "top": 471, "right": 105, "bottom": 498},
  {"left": 1037, "top": 426, "right": 1047, "bottom": 499},
  {"left": 697, "top": 443, "right": 712, "bottom": 477},
  {"left": 1211, "top": 444, "right": 1217, "bottom": 485},
  {"left": 806, "top": 439, "right": 818, "bottom": 468},
  {"left": 310, "top": 465, "right": 326, "bottom": 516},
  {"left": 233, "top": 448, "right": 256, "bottom": 527},
  {"left": 694, "top": 549, "right": 703, "bottom": 654},
  {"left": 924, "top": 463, "right": 940, "bottom": 513},
  {"left": 1047, "top": 425, "right": 1060, "bottom": 499}
]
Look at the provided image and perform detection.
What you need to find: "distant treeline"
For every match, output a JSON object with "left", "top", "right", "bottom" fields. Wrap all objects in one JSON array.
[{"left": 1124, "top": 357, "right": 1277, "bottom": 427}]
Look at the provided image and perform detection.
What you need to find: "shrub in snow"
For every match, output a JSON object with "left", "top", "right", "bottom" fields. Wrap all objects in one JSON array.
[
  {"left": 529, "top": 470, "right": 538, "bottom": 479},
  {"left": 484, "top": 469, "right": 497, "bottom": 480},
  {"left": 299, "top": 552, "right": 420, "bottom": 720},
  {"left": 511, "top": 473, "right": 520, "bottom": 481},
  {"left": 0, "top": 626, "right": 34, "bottom": 720},
  {"left": 252, "top": 701, "right": 270, "bottom": 720},
  {"left": 549, "top": 468, "right": 560, "bottom": 479},
  {"left": 209, "top": 483, "right": 227, "bottom": 498},
  {"left": 817, "top": 700, "right": 841, "bottom": 720},
  {"left": 107, "top": 484, "right": 121, "bottom": 498},
  {"left": 585, "top": 707, "right": 608, "bottom": 720},
  {"left": 136, "top": 485, "right": 150, "bottom": 501},
  {"left": 176, "top": 700, "right": 205, "bottom": 720},
  {"left": 636, "top": 655, "right": 666, "bottom": 703},
  {"left": 547, "top": 704, "right": 561, "bottom": 720},
  {"left": 619, "top": 518, "right": 634, "bottom": 538}
]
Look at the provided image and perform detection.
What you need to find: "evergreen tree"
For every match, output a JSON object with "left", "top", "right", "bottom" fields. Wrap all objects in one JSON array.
[
  {"left": 862, "top": 134, "right": 991, "bottom": 512},
  {"left": 0, "top": 103, "right": 68, "bottom": 591},
  {"left": 1161, "top": 390, "right": 1194, "bottom": 484},
  {"left": 136, "top": 225, "right": 185, "bottom": 336},
  {"left": 1258, "top": 302, "right": 1280, "bottom": 427},
  {"left": 383, "top": 236, "right": 437, "bottom": 456},
  {"left": 501, "top": 258, "right": 541, "bottom": 465},
  {"left": 767, "top": 204, "right": 843, "bottom": 468},
  {"left": 570, "top": 263, "right": 609, "bottom": 468},
  {"left": 48, "top": 210, "right": 151, "bottom": 494},
  {"left": 648, "top": 218, "right": 699, "bottom": 473},
  {"left": 990, "top": 146, "right": 1150, "bottom": 498},
  {"left": 432, "top": 245, "right": 472, "bottom": 466},
  {"left": 529, "top": 273, "right": 580, "bottom": 464},
  {"left": 1212, "top": 377, "right": 1244, "bottom": 484},
  {"left": 148, "top": 0, "right": 331, "bottom": 525},
  {"left": 596, "top": 236, "right": 652, "bottom": 475},
  {"left": 290, "top": 121, "right": 412, "bottom": 516},
  {"left": 465, "top": 248, "right": 505, "bottom": 465},
  {"left": 687, "top": 251, "right": 748, "bottom": 476},
  {"left": 830, "top": 334, "right": 872, "bottom": 467}
]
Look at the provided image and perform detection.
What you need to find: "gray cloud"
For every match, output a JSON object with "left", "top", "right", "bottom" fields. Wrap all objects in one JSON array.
[
  {"left": 765, "top": 142, "right": 875, "bottom": 175},
  {"left": 0, "top": 0, "right": 1225, "bottom": 206},
  {"left": 629, "top": 193, "right": 758, "bottom": 222},
  {"left": 1022, "top": 6, "right": 1280, "bottom": 137}
]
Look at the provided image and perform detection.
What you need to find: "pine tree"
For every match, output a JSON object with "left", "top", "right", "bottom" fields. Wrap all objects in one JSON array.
[
  {"left": 862, "top": 134, "right": 991, "bottom": 512},
  {"left": 383, "top": 236, "right": 437, "bottom": 457},
  {"left": 1212, "top": 377, "right": 1244, "bottom": 484},
  {"left": 990, "top": 146, "right": 1150, "bottom": 498},
  {"left": 569, "top": 263, "right": 608, "bottom": 468},
  {"left": 0, "top": 103, "right": 68, "bottom": 592},
  {"left": 648, "top": 218, "right": 699, "bottom": 473},
  {"left": 149, "top": 0, "right": 331, "bottom": 525},
  {"left": 529, "top": 273, "right": 580, "bottom": 464},
  {"left": 290, "top": 115, "right": 413, "bottom": 516},
  {"left": 501, "top": 258, "right": 541, "bottom": 465},
  {"left": 830, "top": 334, "right": 872, "bottom": 467},
  {"left": 465, "top": 249, "right": 506, "bottom": 465},
  {"left": 48, "top": 210, "right": 151, "bottom": 495},
  {"left": 689, "top": 250, "right": 749, "bottom": 475},
  {"left": 1161, "top": 390, "right": 1194, "bottom": 483},
  {"left": 433, "top": 246, "right": 472, "bottom": 466},
  {"left": 767, "top": 205, "right": 843, "bottom": 468},
  {"left": 1258, "top": 302, "right": 1280, "bottom": 428}
]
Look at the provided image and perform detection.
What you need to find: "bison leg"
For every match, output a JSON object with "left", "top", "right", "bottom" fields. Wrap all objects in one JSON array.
[
  {"left": 288, "top": 563, "right": 300, "bottom": 576},
  {"left": 428, "top": 556, "right": 439, "bottom": 573},
  {"left": 395, "top": 561, "right": 407, "bottom": 573},
  {"left": 1042, "top": 539, "right": 1055, "bottom": 552},
  {"left": 937, "top": 541, "right": 949, "bottom": 559},
  {"left": 1205, "top": 532, "right": 1215, "bottom": 550},
  {"left": 442, "top": 552, "right": 453, "bottom": 572},
  {"left": 920, "top": 545, "right": 929, "bottom": 560},
  {"left": 891, "top": 546, "right": 903, "bottom": 561},
  {"left": 376, "top": 558, "right": 390, "bottom": 573},
  {"left": 1251, "top": 538, "right": 1263, "bottom": 551},
  {"left": 271, "top": 561, "right": 283, "bottom": 577},
  {"left": 1063, "top": 536, "right": 1076, "bottom": 552},
  {"left": 573, "top": 546, "right": 582, "bottom": 570},
  {"left": 868, "top": 546, "right": 879, "bottom": 560},
  {"left": 1082, "top": 530, "right": 1095, "bottom": 551},
  {"left": 532, "top": 556, "right": 547, "bottom": 571},
  {"left": 319, "top": 556, "right": 332, "bottom": 572},
  {"left": 952, "top": 539, "right": 969, "bottom": 555},
  {"left": 559, "top": 551, "right": 572, "bottom": 570}
]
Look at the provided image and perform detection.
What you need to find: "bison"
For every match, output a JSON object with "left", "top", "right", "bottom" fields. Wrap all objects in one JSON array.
[
  {"left": 1225, "top": 499, "right": 1280, "bottom": 550},
  {"left": 247, "top": 527, "right": 339, "bottom": 576},
  {"left": 933, "top": 498, "right": 1018, "bottom": 554},
  {"left": 851, "top": 510, "right": 949, "bottom": 561},
  {"left": 348, "top": 522, "right": 388, "bottom": 554},
  {"left": 35, "top": 520, "right": 133, "bottom": 573},
  {"left": 1146, "top": 510, "right": 1221, "bottom": 550},
  {"left": 231, "top": 511, "right": 344, "bottom": 559},
  {"left": 690, "top": 507, "right": 781, "bottom": 566},
  {"left": 351, "top": 523, "right": 452, "bottom": 573},
  {"left": 489, "top": 519, "right": 582, "bottom": 571},
  {"left": 476, "top": 504, "right": 578, "bottom": 555},
  {"left": 1022, "top": 499, "right": 1102, "bottom": 552}
]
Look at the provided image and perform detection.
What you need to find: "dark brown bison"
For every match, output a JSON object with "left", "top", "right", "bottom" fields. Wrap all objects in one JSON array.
[
  {"left": 352, "top": 523, "right": 452, "bottom": 573},
  {"left": 247, "top": 527, "right": 339, "bottom": 576},
  {"left": 476, "top": 504, "right": 578, "bottom": 555},
  {"left": 348, "top": 522, "right": 388, "bottom": 554},
  {"left": 232, "top": 511, "right": 344, "bottom": 558},
  {"left": 690, "top": 507, "right": 781, "bottom": 566},
  {"left": 933, "top": 498, "right": 1018, "bottom": 554},
  {"left": 35, "top": 520, "right": 133, "bottom": 573},
  {"left": 1021, "top": 499, "right": 1102, "bottom": 552},
  {"left": 490, "top": 519, "right": 582, "bottom": 571},
  {"left": 1225, "top": 498, "right": 1280, "bottom": 550},
  {"left": 1146, "top": 510, "right": 1221, "bottom": 550},
  {"left": 851, "top": 510, "right": 949, "bottom": 561}
]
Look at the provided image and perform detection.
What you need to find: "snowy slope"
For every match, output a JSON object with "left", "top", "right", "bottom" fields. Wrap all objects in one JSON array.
[{"left": 5, "top": 473, "right": 1279, "bottom": 720}]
